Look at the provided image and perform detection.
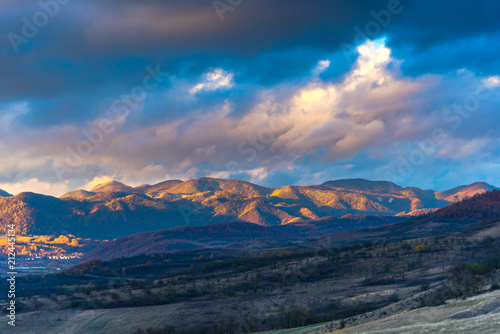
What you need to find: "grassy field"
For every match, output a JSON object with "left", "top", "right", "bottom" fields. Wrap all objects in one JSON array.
[{"left": 304, "top": 289, "right": 500, "bottom": 334}]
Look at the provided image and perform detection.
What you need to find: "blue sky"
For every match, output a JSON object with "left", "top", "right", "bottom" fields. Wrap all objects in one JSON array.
[{"left": 1, "top": 0, "right": 500, "bottom": 196}]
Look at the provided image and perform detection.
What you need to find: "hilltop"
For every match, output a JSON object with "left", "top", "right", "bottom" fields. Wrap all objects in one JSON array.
[{"left": 90, "top": 180, "right": 132, "bottom": 193}]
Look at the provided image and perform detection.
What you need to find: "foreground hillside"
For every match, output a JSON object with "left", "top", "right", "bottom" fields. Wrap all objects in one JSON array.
[
  {"left": 0, "top": 178, "right": 496, "bottom": 239},
  {"left": 269, "top": 289, "right": 500, "bottom": 334},
  {"left": 5, "top": 219, "right": 500, "bottom": 334}
]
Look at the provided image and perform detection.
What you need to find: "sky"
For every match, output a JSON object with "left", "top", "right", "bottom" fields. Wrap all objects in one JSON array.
[{"left": 1, "top": 0, "right": 500, "bottom": 196}]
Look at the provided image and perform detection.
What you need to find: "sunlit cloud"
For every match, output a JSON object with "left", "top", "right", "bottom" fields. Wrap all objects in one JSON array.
[
  {"left": 190, "top": 69, "right": 234, "bottom": 94},
  {"left": 487, "top": 76, "right": 500, "bottom": 86},
  {"left": 0, "top": 179, "right": 70, "bottom": 197},
  {"left": 2, "top": 0, "right": 500, "bottom": 197},
  {"left": 313, "top": 59, "right": 331, "bottom": 75},
  {"left": 83, "top": 176, "right": 115, "bottom": 191}
]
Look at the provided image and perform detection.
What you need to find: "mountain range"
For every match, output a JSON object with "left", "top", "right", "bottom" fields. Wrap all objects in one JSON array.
[
  {"left": 0, "top": 178, "right": 497, "bottom": 239},
  {"left": 87, "top": 189, "right": 500, "bottom": 260}
]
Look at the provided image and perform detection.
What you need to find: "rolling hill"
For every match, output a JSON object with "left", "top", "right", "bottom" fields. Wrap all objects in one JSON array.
[
  {"left": 0, "top": 192, "right": 186, "bottom": 238},
  {"left": 418, "top": 189, "right": 500, "bottom": 221},
  {"left": 85, "top": 215, "right": 406, "bottom": 260}
]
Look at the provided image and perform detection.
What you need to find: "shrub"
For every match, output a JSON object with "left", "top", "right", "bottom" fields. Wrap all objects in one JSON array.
[{"left": 416, "top": 244, "right": 425, "bottom": 252}]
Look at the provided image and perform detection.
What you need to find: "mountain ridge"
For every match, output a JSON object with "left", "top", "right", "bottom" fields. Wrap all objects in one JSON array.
[{"left": 0, "top": 177, "right": 497, "bottom": 239}]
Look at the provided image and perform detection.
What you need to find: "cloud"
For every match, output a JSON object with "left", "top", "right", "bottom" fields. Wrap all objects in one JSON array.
[
  {"left": 0, "top": 179, "right": 70, "bottom": 197},
  {"left": 437, "top": 138, "right": 491, "bottom": 160},
  {"left": 83, "top": 176, "right": 115, "bottom": 192},
  {"left": 3, "top": 37, "right": 500, "bottom": 194},
  {"left": 0, "top": 41, "right": 426, "bottom": 189},
  {"left": 313, "top": 60, "right": 331, "bottom": 75},
  {"left": 487, "top": 76, "right": 500, "bottom": 86},
  {"left": 190, "top": 69, "right": 234, "bottom": 94},
  {"left": 2, "top": 1, "right": 500, "bottom": 193},
  {"left": 272, "top": 41, "right": 423, "bottom": 160}
]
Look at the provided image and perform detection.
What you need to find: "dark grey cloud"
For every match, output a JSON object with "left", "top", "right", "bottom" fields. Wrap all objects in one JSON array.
[{"left": 386, "top": 0, "right": 500, "bottom": 76}]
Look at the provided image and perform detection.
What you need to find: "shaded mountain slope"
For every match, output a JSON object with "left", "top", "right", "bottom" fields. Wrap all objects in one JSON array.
[
  {"left": 59, "top": 189, "right": 96, "bottom": 200},
  {"left": 418, "top": 189, "right": 500, "bottom": 221},
  {"left": 0, "top": 192, "right": 186, "bottom": 238},
  {"left": 85, "top": 215, "right": 406, "bottom": 260},
  {"left": 0, "top": 189, "right": 12, "bottom": 197}
]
